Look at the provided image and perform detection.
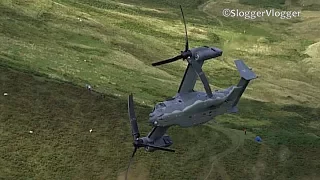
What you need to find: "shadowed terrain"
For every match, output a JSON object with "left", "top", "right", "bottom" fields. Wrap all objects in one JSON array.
[{"left": 1, "top": 0, "right": 320, "bottom": 179}]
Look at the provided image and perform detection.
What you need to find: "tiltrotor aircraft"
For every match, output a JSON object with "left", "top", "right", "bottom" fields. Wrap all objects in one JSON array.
[{"left": 125, "top": 5, "right": 257, "bottom": 179}]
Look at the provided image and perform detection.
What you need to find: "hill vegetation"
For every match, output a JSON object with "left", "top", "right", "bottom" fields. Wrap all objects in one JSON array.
[{"left": 0, "top": 0, "right": 319, "bottom": 179}]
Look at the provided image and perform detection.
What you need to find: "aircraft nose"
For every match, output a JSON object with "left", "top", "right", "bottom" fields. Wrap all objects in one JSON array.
[{"left": 148, "top": 113, "right": 161, "bottom": 125}]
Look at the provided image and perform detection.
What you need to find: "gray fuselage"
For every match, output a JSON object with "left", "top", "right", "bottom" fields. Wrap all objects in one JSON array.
[
  {"left": 149, "top": 86, "right": 240, "bottom": 127},
  {"left": 141, "top": 46, "right": 256, "bottom": 152}
]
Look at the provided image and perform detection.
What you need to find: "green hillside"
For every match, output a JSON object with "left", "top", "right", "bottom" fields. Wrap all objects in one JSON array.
[{"left": 0, "top": 0, "right": 319, "bottom": 179}]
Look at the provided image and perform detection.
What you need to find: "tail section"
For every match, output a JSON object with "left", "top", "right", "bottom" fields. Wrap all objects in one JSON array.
[
  {"left": 234, "top": 60, "right": 257, "bottom": 81},
  {"left": 228, "top": 60, "right": 257, "bottom": 109}
]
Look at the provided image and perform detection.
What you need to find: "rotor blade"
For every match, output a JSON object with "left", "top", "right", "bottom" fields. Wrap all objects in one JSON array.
[
  {"left": 146, "top": 144, "right": 175, "bottom": 152},
  {"left": 152, "top": 55, "right": 182, "bottom": 66},
  {"left": 180, "top": 5, "right": 189, "bottom": 52},
  {"left": 128, "top": 94, "right": 140, "bottom": 139},
  {"left": 190, "top": 61, "right": 213, "bottom": 98},
  {"left": 125, "top": 147, "right": 137, "bottom": 180}
]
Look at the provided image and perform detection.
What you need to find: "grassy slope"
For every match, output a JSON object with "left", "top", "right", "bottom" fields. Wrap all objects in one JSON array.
[
  {"left": 0, "top": 65, "right": 231, "bottom": 180},
  {"left": 0, "top": 0, "right": 320, "bottom": 179}
]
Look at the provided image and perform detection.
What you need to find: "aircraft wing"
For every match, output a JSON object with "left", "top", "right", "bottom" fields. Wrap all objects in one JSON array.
[
  {"left": 147, "top": 126, "right": 169, "bottom": 140},
  {"left": 178, "top": 61, "right": 205, "bottom": 94}
]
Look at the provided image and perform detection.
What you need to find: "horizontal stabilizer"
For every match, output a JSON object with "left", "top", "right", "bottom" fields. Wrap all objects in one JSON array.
[{"left": 234, "top": 60, "right": 257, "bottom": 80}]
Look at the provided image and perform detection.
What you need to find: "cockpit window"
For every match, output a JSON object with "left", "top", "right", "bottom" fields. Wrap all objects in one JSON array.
[
  {"left": 166, "top": 97, "right": 175, "bottom": 101},
  {"left": 155, "top": 102, "right": 166, "bottom": 108}
]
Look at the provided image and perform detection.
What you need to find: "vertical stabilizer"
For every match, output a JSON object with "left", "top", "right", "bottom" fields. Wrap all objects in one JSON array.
[
  {"left": 230, "top": 60, "right": 257, "bottom": 107},
  {"left": 234, "top": 60, "right": 257, "bottom": 81}
]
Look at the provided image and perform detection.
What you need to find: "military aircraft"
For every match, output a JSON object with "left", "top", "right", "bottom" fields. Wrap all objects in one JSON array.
[{"left": 125, "top": 5, "right": 257, "bottom": 179}]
